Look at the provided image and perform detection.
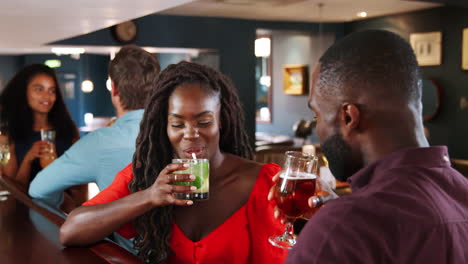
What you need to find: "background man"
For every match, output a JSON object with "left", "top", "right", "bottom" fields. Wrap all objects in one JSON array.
[{"left": 29, "top": 45, "right": 160, "bottom": 211}]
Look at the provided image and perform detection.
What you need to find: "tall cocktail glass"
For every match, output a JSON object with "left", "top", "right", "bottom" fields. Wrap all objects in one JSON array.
[{"left": 40, "top": 129, "right": 56, "bottom": 168}]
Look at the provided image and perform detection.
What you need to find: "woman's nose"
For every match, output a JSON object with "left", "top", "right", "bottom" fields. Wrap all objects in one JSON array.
[
  {"left": 183, "top": 126, "right": 199, "bottom": 139},
  {"left": 41, "top": 91, "right": 51, "bottom": 99}
]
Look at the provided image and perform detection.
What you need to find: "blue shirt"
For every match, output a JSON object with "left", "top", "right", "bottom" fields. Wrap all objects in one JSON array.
[{"left": 29, "top": 110, "right": 144, "bottom": 208}]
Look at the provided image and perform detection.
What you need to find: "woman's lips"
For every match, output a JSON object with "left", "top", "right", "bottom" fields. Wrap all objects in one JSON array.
[
  {"left": 39, "top": 101, "right": 52, "bottom": 108},
  {"left": 184, "top": 148, "right": 204, "bottom": 158}
]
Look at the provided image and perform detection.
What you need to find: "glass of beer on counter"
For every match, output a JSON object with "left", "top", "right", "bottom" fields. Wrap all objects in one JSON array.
[
  {"left": 172, "top": 158, "right": 209, "bottom": 200},
  {"left": 269, "top": 151, "right": 319, "bottom": 249},
  {"left": 40, "top": 129, "right": 57, "bottom": 168}
]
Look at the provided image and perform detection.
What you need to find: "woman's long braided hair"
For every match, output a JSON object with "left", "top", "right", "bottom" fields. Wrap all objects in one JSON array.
[{"left": 129, "top": 61, "right": 253, "bottom": 263}]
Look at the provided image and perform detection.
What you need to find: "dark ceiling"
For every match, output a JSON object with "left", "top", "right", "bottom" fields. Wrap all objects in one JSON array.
[{"left": 405, "top": 0, "right": 468, "bottom": 7}]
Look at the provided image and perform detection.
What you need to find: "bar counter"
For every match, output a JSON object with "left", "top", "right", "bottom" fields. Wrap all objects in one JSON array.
[{"left": 0, "top": 175, "right": 142, "bottom": 264}]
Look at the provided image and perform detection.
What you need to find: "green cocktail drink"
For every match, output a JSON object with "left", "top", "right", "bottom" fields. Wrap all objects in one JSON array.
[{"left": 172, "top": 159, "right": 209, "bottom": 200}]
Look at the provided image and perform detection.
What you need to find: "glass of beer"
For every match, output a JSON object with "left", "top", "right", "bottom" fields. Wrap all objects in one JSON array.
[
  {"left": 269, "top": 151, "right": 319, "bottom": 249},
  {"left": 40, "top": 129, "right": 57, "bottom": 168},
  {"left": 172, "top": 158, "right": 209, "bottom": 200}
]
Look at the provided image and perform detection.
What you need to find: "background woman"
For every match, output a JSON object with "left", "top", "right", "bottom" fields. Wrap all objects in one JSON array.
[
  {"left": 0, "top": 64, "right": 79, "bottom": 186},
  {"left": 60, "top": 61, "right": 287, "bottom": 263}
]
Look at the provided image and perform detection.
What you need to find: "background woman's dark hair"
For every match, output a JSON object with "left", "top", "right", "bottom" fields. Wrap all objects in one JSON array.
[
  {"left": 0, "top": 64, "right": 78, "bottom": 143},
  {"left": 129, "top": 61, "right": 252, "bottom": 263}
]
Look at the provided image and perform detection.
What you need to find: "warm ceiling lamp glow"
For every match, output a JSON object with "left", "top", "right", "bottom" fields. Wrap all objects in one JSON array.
[
  {"left": 44, "top": 59, "right": 61, "bottom": 68},
  {"left": 357, "top": 11, "right": 367, "bottom": 18},
  {"left": 259, "top": 75, "right": 271, "bottom": 87},
  {"left": 255, "top": 37, "right": 271, "bottom": 57},
  {"left": 51, "top": 47, "right": 85, "bottom": 55},
  {"left": 84, "top": 113, "right": 94, "bottom": 126},
  {"left": 106, "top": 77, "right": 112, "bottom": 91},
  {"left": 81, "top": 80, "right": 94, "bottom": 93}
]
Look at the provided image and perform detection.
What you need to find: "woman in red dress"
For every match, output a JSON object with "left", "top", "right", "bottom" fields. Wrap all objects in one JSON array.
[{"left": 60, "top": 61, "right": 287, "bottom": 264}]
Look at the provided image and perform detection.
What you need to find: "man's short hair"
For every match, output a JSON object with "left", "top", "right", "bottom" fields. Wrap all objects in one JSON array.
[
  {"left": 318, "top": 30, "right": 421, "bottom": 105},
  {"left": 108, "top": 45, "right": 161, "bottom": 110}
]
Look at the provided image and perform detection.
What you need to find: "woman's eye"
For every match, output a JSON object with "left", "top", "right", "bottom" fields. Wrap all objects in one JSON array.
[
  {"left": 198, "top": 121, "right": 211, "bottom": 127},
  {"left": 171, "top": 123, "right": 184, "bottom": 128}
]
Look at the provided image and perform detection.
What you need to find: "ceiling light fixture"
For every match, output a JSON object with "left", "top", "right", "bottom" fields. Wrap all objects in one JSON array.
[
  {"left": 81, "top": 80, "right": 94, "bottom": 93},
  {"left": 255, "top": 37, "right": 271, "bottom": 57},
  {"left": 84, "top": 113, "right": 94, "bottom": 126},
  {"left": 106, "top": 77, "right": 112, "bottom": 91},
  {"left": 81, "top": 54, "right": 94, "bottom": 93},
  {"left": 51, "top": 47, "right": 85, "bottom": 55},
  {"left": 357, "top": 11, "right": 367, "bottom": 18},
  {"left": 317, "top": 3, "right": 324, "bottom": 54},
  {"left": 44, "top": 59, "right": 61, "bottom": 68}
]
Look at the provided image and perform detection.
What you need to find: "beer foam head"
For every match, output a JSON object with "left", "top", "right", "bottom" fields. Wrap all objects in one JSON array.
[{"left": 280, "top": 171, "right": 317, "bottom": 179}]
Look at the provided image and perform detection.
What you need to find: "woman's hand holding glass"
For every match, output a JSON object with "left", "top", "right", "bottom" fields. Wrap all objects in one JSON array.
[
  {"left": 0, "top": 132, "right": 10, "bottom": 168},
  {"left": 39, "top": 129, "right": 57, "bottom": 168},
  {"left": 23, "top": 141, "right": 48, "bottom": 163},
  {"left": 147, "top": 162, "right": 197, "bottom": 207},
  {"left": 40, "top": 140, "right": 57, "bottom": 168}
]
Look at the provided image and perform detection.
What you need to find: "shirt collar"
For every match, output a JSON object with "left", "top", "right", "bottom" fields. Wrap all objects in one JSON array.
[
  {"left": 114, "top": 109, "right": 144, "bottom": 126},
  {"left": 348, "top": 146, "right": 451, "bottom": 191}
]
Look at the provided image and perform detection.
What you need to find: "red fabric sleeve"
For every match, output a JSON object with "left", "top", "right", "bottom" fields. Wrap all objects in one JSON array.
[
  {"left": 82, "top": 163, "right": 136, "bottom": 239},
  {"left": 247, "top": 163, "right": 288, "bottom": 263}
]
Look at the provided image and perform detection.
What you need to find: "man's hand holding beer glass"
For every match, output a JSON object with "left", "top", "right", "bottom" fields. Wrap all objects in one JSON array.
[
  {"left": 268, "top": 172, "right": 337, "bottom": 222},
  {"left": 267, "top": 151, "right": 338, "bottom": 249}
]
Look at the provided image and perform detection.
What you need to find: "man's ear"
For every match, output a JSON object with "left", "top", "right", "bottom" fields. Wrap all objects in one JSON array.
[
  {"left": 339, "top": 103, "right": 360, "bottom": 135},
  {"left": 111, "top": 81, "right": 119, "bottom": 97}
]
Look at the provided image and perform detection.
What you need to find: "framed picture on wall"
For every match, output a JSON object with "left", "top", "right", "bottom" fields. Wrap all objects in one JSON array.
[
  {"left": 283, "top": 64, "right": 308, "bottom": 95},
  {"left": 462, "top": 28, "right": 468, "bottom": 70},
  {"left": 409, "top": 31, "right": 442, "bottom": 66}
]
